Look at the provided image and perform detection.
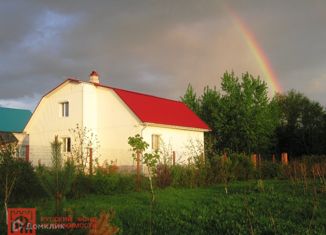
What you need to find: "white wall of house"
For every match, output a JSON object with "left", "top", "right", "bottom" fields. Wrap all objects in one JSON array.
[
  {"left": 24, "top": 80, "right": 207, "bottom": 170},
  {"left": 25, "top": 81, "right": 84, "bottom": 165},
  {"left": 83, "top": 83, "right": 98, "bottom": 132},
  {"left": 142, "top": 125, "right": 204, "bottom": 164},
  {"left": 93, "top": 86, "right": 141, "bottom": 167}
]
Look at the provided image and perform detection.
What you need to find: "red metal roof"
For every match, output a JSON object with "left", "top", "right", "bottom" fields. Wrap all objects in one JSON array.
[{"left": 112, "top": 88, "right": 210, "bottom": 130}]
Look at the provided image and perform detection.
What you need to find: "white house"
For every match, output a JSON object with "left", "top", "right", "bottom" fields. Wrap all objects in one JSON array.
[{"left": 24, "top": 71, "right": 210, "bottom": 171}]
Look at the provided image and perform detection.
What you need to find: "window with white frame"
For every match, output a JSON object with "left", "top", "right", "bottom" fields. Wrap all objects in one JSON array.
[
  {"left": 151, "top": 134, "right": 160, "bottom": 151},
  {"left": 62, "top": 137, "right": 71, "bottom": 153},
  {"left": 60, "top": 102, "right": 69, "bottom": 117}
]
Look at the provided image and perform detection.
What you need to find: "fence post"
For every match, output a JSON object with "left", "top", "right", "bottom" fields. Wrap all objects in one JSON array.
[
  {"left": 172, "top": 151, "right": 176, "bottom": 166},
  {"left": 223, "top": 153, "right": 227, "bottom": 162},
  {"left": 272, "top": 154, "right": 276, "bottom": 163},
  {"left": 89, "top": 147, "right": 93, "bottom": 175},
  {"left": 281, "top": 152, "right": 288, "bottom": 165},
  {"left": 251, "top": 154, "right": 257, "bottom": 168},
  {"left": 25, "top": 145, "right": 30, "bottom": 162}
]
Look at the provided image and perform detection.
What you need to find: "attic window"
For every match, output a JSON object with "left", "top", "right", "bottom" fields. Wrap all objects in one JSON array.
[
  {"left": 60, "top": 102, "right": 69, "bottom": 117},
  {"left": 151, "top": 134, "right": 160, "bottom": 151}
]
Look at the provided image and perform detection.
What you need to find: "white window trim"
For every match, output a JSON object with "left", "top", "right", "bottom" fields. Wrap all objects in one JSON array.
[
  {"left": 151, "top": 134, "right": 161, "bottom": 151},
  {"left": 61, "top": 137, "right": 71, "bottom": 153},
  {"left": 59, "top": 101, "right": 69, "bottom": 117}
]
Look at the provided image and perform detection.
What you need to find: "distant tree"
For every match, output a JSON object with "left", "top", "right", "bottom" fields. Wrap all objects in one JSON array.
[
  {"left": 181, "top": 84, "right": 200, "bottom": 115},
  {"left": 199, "top": 86, "right": 221, "bottom": 157},
  {"left": 274, "top": 90, "right": 326, "bottom": 157},
  {"left": 181, "top": 72, "right": 278, "bottom": 155},
  {"left": 217, "top": 72, "right": 278, "bottom": 153}
]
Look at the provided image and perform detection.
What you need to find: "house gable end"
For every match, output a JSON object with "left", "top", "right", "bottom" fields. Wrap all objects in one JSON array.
[{"left": 24, "top": 79, "right": 82, "bottom": 132}]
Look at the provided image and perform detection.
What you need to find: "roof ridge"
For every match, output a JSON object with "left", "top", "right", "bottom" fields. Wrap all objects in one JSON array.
[
  {"left": 111, "top": 87, "right": 184, "bottom": 104},
  {"left": 65, "top": 78, "right": 183, "bottom": 104}
]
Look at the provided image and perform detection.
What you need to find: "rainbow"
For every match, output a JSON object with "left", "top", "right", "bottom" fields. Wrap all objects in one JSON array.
[{"left": 227, "top": 9, "right": 282, "bottom": 93}]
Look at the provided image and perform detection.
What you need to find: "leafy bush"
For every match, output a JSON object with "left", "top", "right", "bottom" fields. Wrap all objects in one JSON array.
[
  {"left": 0, "top": 144, "right": 46, "bottom": 204},
  {"left": 206, "top": 153, "right": 255, "bottom": 185},
  {"left": 0, "top": 158, "right": 46, "bottom": 203},
  {"left": 205, "top": 154, "right": 222, "bottom": 184},
  {"left": 0, "top": 144, "right": 46, "bottom": 235},
  {"left": 259, "top": 161, "right": 281, "bottom": 179},
  {"left": 92, "top": 173, "right": 135, "bottom": 195},
  {"left": 11, "top": 159, "right": 47, "bottom": 202},
  {"left": 155, "top": 164, "right": 172, "bottom": 188},
  {"left": 68, "top": 171, "right": 143, "bottom": 198},
  {"left": 67, "top": 173, "right": 94, "bottom": 199},
  {"left": 170, "top": 165, "right": 197, "bottom": 188},
  {"left": 229, "top": 153, "right": 255, "bottom": 180},
  {"left": 93, "top": 173, "right": 120, "bottom": 194}
]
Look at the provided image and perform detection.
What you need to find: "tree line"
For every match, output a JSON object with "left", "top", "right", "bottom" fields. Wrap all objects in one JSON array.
[{"left": 181, "top": 71, "right": 326, "bottom": 159}]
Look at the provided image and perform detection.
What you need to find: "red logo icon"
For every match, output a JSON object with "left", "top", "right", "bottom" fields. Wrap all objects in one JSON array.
[{"left": 7, "top": 208, "right": 36, "bottom": 235}]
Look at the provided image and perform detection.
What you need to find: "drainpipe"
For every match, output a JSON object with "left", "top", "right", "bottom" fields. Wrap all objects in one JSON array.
[{"left": 140, "top": 123, "right": 147, "bottom": 138}]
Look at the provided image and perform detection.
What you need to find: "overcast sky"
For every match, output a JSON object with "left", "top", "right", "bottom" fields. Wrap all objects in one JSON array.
[{"left": 0, "top": 0, "right": 325, "bottom": 111}]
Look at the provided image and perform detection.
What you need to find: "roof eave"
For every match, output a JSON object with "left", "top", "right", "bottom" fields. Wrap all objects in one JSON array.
[{"left": 142, "top": 122, "right": 210, "bottom": 132}]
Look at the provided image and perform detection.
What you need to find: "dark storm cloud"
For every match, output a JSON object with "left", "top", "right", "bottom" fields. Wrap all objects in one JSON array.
[{"left": 0, "top": 0, "right": 326, "bottom": 110}]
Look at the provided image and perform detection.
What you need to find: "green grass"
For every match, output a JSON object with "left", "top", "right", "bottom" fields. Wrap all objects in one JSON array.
[{"left": 7, "top": 180, "right": 326, "bottom": 234}]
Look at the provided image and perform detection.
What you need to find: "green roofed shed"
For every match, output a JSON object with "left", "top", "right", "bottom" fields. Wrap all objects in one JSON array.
[{"left": 0, "top": 107, "right": 32, "bottom": 132}]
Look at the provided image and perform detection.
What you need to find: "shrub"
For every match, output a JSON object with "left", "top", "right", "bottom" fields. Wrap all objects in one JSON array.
[
  {"left": 155, "top": 164, "right": 172, "bottom": 188},
  {"left": 0, "top": 144, "right": 46, "bottom": 235},
  {"left": 0, "top": 143, "right": 47, "bottom": 204},
  {"left": 68, "top": 172, "right": 137, "bottom": 198},
  {"left": 229, "top": 153, "right": 254, "bottom": 180},
  {"left": 0, "top": 158, "right": 46, "bottom": 203},
  {"left": 11, "top": 159, "right": 47, "bottom": 202},
  {"left": 92, "top": 173, "right": 135, "bottom": 195},
  {"left": 67, "top": 173, "right": 94, "bottom": 199},
  {"left": 118, "top": 174, "right": 136, "bottom": 193},
  {"left": 205, "top": 154, "right": 222, "bottom": 184},
  {"left": 170, "top": 165, "right": 197, "bottom": 188},
  {"left": 93, "top": 173, "right": 120, "bottom": 194},
  {"left": 206, "top": 153, "right": 255, "bottom": 185},
  {"left": 259, "top": 161, "right": 281, "bottom": 179}
]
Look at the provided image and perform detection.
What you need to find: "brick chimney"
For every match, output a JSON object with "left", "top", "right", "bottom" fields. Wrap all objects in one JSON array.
[{"left": 89, "top": 70, "right": 100, "bottom": 84}]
